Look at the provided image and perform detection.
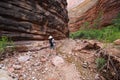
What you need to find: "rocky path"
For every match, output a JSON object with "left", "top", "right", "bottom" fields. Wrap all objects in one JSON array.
[{"left": 0, "top": 39, "right": 107, "bottom": 80}]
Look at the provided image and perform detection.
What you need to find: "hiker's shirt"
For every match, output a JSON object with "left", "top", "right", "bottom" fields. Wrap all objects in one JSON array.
[{"left": 49, "top": 38, "right": 55, "bottom": 48}]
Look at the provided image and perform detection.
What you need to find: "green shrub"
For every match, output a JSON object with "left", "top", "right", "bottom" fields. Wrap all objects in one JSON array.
[
  {"left": 0, "top": 36, "right": 14, "bottom": 57},
  {"left": 70, "top": 21, "right": 120, "bottom": 42},
  {"left": 96, "top": 58, "right": 106, "bottom": 70},
  {"left": 0, "top": 36, "right": 8, "bottom": 53}
]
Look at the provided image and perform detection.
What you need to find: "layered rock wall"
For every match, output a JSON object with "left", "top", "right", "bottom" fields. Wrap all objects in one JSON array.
[
  {"left": 69, "top": 0, "right": 120, "bottom": 32},
  {"left": 0, "top": 0, "right": 69, "bottom": 40}
]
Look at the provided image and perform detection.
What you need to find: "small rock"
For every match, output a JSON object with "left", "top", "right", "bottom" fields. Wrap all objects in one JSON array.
[
  {"left": 8, "top": 67, "right": 14, "bottom": 73},
  {"left": 0, "top": 64, "right": 4, "bottom": 69},
  {"left": 13, "top": 65, "right": 22, "bottom": 70},
  {"left": 114, "top": 39, "right": 120, "bottom": 45},
  {"left": 22, "top": 74, "right": 27, "bottom": 78},
  {"left": 32, "top": 76, "right": 37, "bottom": 80},
  {"left": 52, "top": 56, "right": 65, "bottom": 67},
  {"left": 32, "top": 54, "right": 38, "bottom": 58},
  {"left": 0, "top": 65, "right": 6, "bottom": 70},
  {"left": 40, "top": 56, "right": 47, "bottom": 62},
  {"left": 45, "top": 67, "right": 48, "bottom": 71},
  {"left": 18, "top": 55, "right": 30, "bottom": 62},
  {"left": 68, "top": 52, "right": 72, "bottom": 55},
  {"left": 102, "top": 69, "right": 107, "bottom": 73},
  {"left": 26, "top": 51, "right": 32, "bottom": 55},
  {"left": 28, "top": 68, "right": 32, "bottom": 71},
  {"left": 95, "top": 74, "right": 101, "bottom": 80},
  {"left": 32, "top": 77, "right": 35, "bottom": 80},
  {"left": 82, "top": 78, "right": 85, "bottom": 80},
  {"left": 9, "top": 73, "right": 17, "bottom": 79},
  {"left": 82, "top": 61, "right": 88, "bottom": 68},
  {"left": 34, "top": 62, "right": 40, "bottom": 66},
  {"left": 14, "top": 61, "right": 20, "bottom": 65},
  {"left": 32, "top": 72, "right": 35, "bottom": 75},
  {"left": 19, "top": 76, "right": 24, "bottom": 80},
  {"left": 74, "top": 53, "right": 78, "bottom": 56}
]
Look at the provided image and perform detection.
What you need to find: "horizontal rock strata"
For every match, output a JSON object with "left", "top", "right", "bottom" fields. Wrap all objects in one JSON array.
[
  {"left": 69, "top": 0, "right": 120, "bottom": 32},
  {"left": 0, "top": 0, "right": 69, "bottom": 40}
]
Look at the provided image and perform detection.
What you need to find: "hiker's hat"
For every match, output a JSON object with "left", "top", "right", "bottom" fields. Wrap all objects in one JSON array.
[{"left": 48, "top": 35, "right": 53, "bottom": 39}]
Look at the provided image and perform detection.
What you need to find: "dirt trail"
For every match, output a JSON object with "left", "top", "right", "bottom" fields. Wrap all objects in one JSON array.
[{"left": 0, "top": 39, "right": 104, "bottom": 80}]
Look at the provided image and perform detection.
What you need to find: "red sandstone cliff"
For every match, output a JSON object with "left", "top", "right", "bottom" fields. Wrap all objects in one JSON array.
[
  {"left": 69, "top": 0, "right": 120, "bottom": 32},
  {"left": 0, "top": 0, "right": 69, "bottom": 40}
]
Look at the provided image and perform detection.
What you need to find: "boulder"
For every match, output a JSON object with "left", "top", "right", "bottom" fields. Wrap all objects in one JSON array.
[
  {"left": 114, "top": 39, "right": 120, "bottom": 45},
  {"left": 18, "top": 55, "right": 30, "bottom": 62},
  {"left": 52, "top": 56, "right": 65, "bottom": 67},
  {"left": 13, "top": 65, "right": 22, "bottom": 70},
  {"left": 0, "top": 69, "right": 14, "bottom": 80}
]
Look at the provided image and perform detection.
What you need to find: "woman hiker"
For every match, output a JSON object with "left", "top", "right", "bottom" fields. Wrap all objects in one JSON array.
[{"left": 48, "top": 35, "right": 55, "bottom": 49}]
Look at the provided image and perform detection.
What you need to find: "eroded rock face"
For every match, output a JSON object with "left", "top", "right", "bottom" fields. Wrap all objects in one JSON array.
[
  {"left": 69, "top": 0, "right": 120, "bottom": 32},
  {"left": 0, "top": 0, "right": 69, "bottom": 40}
]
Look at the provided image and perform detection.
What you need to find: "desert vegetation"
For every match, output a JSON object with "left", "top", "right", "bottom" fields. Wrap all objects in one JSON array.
[{"left": 70, "top": 13, "right": 120, "bottom": 43}]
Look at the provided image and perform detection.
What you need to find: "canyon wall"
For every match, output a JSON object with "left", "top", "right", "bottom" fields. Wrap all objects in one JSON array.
[
  {"left": 0, "top": 0, "right": 69, "bottom": 40},
  {"left": 69, "top": 0, "right": 120, "bottom": 32}
]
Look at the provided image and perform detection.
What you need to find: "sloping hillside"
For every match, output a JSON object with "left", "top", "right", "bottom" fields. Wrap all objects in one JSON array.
[{"left": 69, "top": 0, "right": 120, "bottom": 32}]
